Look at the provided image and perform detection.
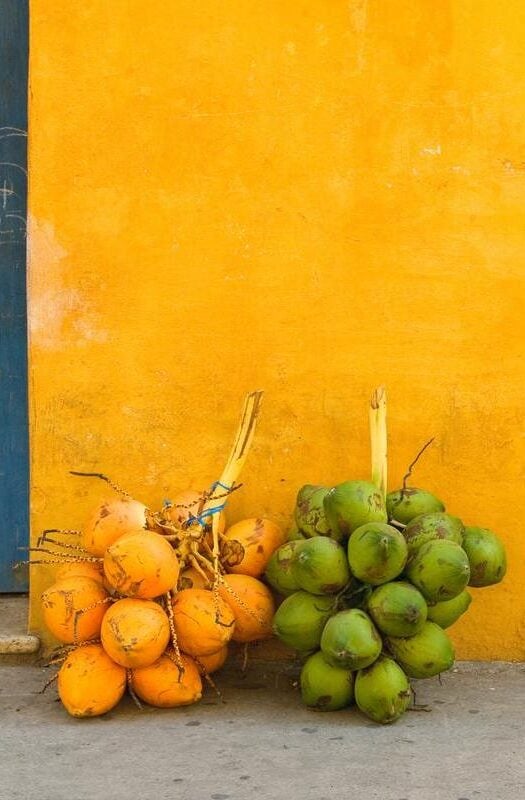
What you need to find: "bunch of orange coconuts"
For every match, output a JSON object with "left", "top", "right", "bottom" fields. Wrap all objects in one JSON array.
[
  {"left": 33, "top": 391, "right": 288, "bottom": 717},
  {"left": 38, "top": 491, "right": 285, "bottom": 717}
]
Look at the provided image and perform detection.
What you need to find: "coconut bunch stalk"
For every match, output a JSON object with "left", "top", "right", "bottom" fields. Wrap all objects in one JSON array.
[{"left": 369, "top": 385, "right": 387, "bottom": 502}]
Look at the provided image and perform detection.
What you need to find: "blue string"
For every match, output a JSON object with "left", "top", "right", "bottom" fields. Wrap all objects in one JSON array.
[
  {"left": 185, "top": 503, "right": 226, "bottom": 528},
  {"left": 180, "top": 479, "right": 231, "bottom": 528}
]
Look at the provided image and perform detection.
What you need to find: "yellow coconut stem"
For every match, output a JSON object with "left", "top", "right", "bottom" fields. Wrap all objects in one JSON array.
[
  {"left": 203, "top": 391, "right": 263, "bottom": 619},
  {"left": 369, "top": 385, "right": 387, "bottom": 500}
]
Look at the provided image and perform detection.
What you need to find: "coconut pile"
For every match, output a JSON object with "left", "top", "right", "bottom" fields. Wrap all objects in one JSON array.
[
  {"left": 268, "top": 391, "right": 507, "bottom": 724},
  {"left": 37, "top": 507, "right": 283, "bottom": 717},
  {"left": 31, "top": 392, "right": 287, "bottom": 717}
]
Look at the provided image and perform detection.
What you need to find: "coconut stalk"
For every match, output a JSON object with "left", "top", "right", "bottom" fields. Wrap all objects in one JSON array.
[
  {"left": 369, "top": 386, "right": 387, "bottom": 500},
  {"left": 202, "top": 390, "right": 263, "bottom": 522},
  {"left": 201, "top": 391, "right": 263, "bottom": 618}
]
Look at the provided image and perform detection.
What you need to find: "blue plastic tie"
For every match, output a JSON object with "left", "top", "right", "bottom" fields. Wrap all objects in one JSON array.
[
  {"left": 185, "top": 503, "right": 226, "bottom": 528},
  {"left": 200, "top": 503, "right": 226, "bottom": 519}
]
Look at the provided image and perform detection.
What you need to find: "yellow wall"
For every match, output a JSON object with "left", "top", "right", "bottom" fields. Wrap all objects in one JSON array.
[{"left": 28, "top": 1, "right": 524, "bottom": 659}]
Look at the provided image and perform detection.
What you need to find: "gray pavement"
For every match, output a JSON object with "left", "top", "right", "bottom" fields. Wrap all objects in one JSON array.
[{"left": 0, "top": 660, "right": 523, "bottom": 800}]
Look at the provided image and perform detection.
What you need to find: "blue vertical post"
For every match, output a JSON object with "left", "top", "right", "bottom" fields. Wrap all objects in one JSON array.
[{"left": 0, "top": 1, "right": 29, "bottom": 591}]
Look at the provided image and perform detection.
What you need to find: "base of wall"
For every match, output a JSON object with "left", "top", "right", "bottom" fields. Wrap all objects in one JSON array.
[{"left": 0, "top": 594, "right": 40, "bottom": 663}]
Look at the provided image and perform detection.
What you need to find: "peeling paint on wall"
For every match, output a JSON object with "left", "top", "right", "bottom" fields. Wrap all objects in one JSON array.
[{"left": 28, "top": 217, "right": 108, "bottom": 349}]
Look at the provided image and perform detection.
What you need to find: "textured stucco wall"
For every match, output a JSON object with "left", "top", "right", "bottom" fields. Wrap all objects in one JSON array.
[{"left": 28, "top": 1, "right": 524, "bottom": 658}]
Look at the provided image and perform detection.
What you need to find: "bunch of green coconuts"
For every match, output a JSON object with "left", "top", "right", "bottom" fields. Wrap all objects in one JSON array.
[{"left": 266, "top": 480, "right": 506, "bottom": 724}]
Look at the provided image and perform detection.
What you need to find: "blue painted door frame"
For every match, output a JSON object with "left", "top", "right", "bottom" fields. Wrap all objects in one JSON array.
[{"left": 0, "top": 1, "right": 29, "bottom": 591}]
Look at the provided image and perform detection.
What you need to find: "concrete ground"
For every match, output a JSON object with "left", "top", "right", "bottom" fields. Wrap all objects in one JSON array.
[{"left": 0, "top": 660, "right": 523, "bottom": 800}]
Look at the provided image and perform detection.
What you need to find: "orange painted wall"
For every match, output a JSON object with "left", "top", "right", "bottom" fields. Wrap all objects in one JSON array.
[{"left": 28, "top": 1, "right": 524, "bottom": 658}]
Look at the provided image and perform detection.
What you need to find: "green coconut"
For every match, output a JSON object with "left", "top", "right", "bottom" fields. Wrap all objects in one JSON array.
[
  {"left": 403, "top": 512, "right": 464, "bottom": 556},
  {"left": 405, "top": 539, "right": 470, "bottom": 603},
  {"left": 462, "top": 526, "right": 507, "bottom": 587},
  {"left": 264, "top": 541, "right": 302, "bottom": 596},
  {"left": 272, "top": 591, "right": 334, "bottom": 652},
  {"left": 294, "top": 485, "right": 338, "bottom": 540},
  {"left": 323, "top": 480, "right": 387, "bottom": 541},
  {"left": 367, "top": 581, "right": 427, "bottom": 638},
  {"left": 347, "top": 523, "right": 408, "bottom": 586},
  {"left": 355, "top": 656, "right": 412, "bottom": 724},
  {"left": 386, "top": 488, "right": 445, "bottom": 525},
  {"left": 300, "top": 651, "right": 354, "bottom": 711},
  {"left": 293, "top": 537, "right": 350, "bottom": 595},
  {"left": 320, "top": 608, "right": 382, "bottom": 670},
  {"left": 386, "top": 621, "right": 455, "bottom": 678},
  {"left": 427, "top": 590, "right": 472, "bottom": 629}
]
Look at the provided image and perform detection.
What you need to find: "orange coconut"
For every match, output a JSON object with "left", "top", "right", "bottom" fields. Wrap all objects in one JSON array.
[
  {"left": 58, "top": 643, "right": 126, "bottom": 718},
  {"left": 195, "top": 645, "right": 228, "bottom": 674},
  {"left": 101, "top": 598, "right": 170, "bottom": 668},
  {"left": 41, "top": 577, "right": 109, "bottom": 644},
  {"left": 178, "top": 566, "right": 212, "bottom": 591},
  {"left": 131, "top": 652, "right": 202, "bottom": 708},
  {"left": 220, "top": 518, "right": 285, "bottom": 577},
  {"left": 82, "top": 498, "right": 149, "bottom": 557},
  {"left": 219, "top": 574, "right": 275, "bottom": 642},
  {"left": 55, "top": 562, "right": 105, "bottom": 585},
  {"left": 172, "top": 588, "right": 235, "bottom": 657},
  {"left": 103, "top": 530, "right": 180, "bottom": 598}
]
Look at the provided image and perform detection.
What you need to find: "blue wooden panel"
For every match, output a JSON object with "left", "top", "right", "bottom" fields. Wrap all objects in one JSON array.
[{"left": 0, "top": 0, "right": 29, "bottom": 590}]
